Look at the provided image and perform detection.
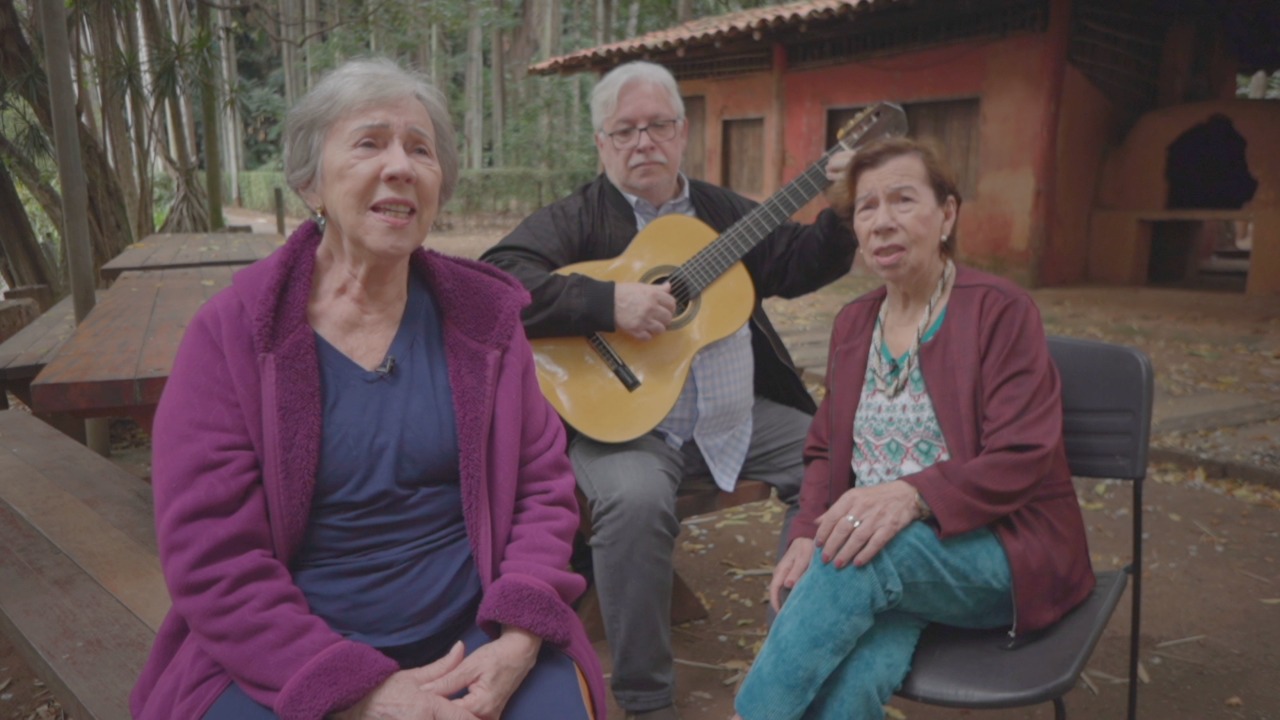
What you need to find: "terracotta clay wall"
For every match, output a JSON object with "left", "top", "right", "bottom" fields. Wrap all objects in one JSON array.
[
  {"left": 1090, "top": 100, "right": 1280, "bottom": 296},
  {"left": 783, "top": 31, "right": 1062, "bottom": 285},
  {"left": 1043, "top": 63, "right": 1122, "bottom": 286},
  {"left": 681, "top": 70, "right": 783, "bottom": 203},
  {"left": 679, "top": 26, "right": 1064, "bottom": 286}
]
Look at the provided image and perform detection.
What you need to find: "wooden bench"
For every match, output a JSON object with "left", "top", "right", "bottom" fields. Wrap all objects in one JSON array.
[
  {"left": 0, "top": 410, "right": 167, "bottom": 720},
  {"left": 0, "top": 295, "right": 95, "bottom": 440},
  {"left": 575, "top": 476, "right": 775, "bottom": 641}
]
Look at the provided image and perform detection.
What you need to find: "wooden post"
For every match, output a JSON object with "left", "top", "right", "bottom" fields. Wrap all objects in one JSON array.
[
  {"left": 275, "top": 187, "right": 286, "bottom": 235},
  {"left": 38, "top": 0, "right": 109, "bottom": 456}
]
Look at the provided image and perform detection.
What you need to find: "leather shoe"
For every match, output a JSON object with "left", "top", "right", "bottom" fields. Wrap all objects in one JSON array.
[{"left": 625, "top": 706, "right": 681, "bottom": 720}]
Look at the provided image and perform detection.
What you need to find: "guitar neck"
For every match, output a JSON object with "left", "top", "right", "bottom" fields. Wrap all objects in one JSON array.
[{"left": 676, "top": 146, "right": 840, "bottom": 298}]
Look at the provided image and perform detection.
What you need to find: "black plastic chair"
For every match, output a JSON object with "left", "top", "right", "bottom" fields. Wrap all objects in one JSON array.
[{"left": 897, "top": 336, "right": 1153, "bottom": 720}]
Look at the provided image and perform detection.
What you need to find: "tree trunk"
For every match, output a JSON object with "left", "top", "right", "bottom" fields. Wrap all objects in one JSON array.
[
  {"left": 464, "top": 4, "right": 484, "bottom": 169},
  {"left": 124, "top": 3, "right": 156, "bottom": 239},
  {"left": 595, "top": 0, "right": 612, "bottom": 46},
  {"left": 198, "top": 0, "right": 223, "bottom": 230},
  {"left": 543, "top": 0, "right": 561, "bottom": 58},
  {"left": 0, "top": 0, "right": 133, "bottom": 270},
  {"left": 167, "top": 0, "right": 200, "bottom": 173},
  {"left": 279, "top": 0, "right": 297, "bottom": 108},
  {"left": 139, "top": 0, "right": 206, "bottom": 231},
  {"left": 0, "top": 132, "right": 65, "bottom": 235},
  {"left": 490, "top": 0, "right": 506, "bottom": 167},
  {"left": 677, "top": 0, "right": 692, "bottom": 23},
  {"left": 71, "top": 12, "right": 102, "bottom": 143},
  {"left": 1247, "top": 70, "right": 1267, "bottom": 98},
  {"left": 625, "top": 0, "right": 638, "bottom": 38},
  {"left": 509, "top": 0, "right": 547, "bottom": 106},
  {"left": 93, "top": 0, "right": 140, "bottom": 236},
  {"left": 219, "top": 5, "right": 243, "bottom": 205},
  {"left": 429, "top": 23, "right": 442, "bottom": 83},
  {"left": 304, "top": 0, "right": 318, "bottom": 89},
  {"left": 0, "top": 162, "right": 59, "bottom": 293}
]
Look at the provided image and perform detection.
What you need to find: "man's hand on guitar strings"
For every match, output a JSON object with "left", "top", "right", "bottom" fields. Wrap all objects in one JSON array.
[
  {"left": 825, "top": 149, "right": 857, "bottom": 183},
  {"left": 614, "top": 281, "right": 676, "bottom": 341}
]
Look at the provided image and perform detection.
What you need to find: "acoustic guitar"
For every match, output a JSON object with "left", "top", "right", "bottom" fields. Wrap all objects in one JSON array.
[{"left": 532, "top": 102, "right": 908, "bottom": 443}]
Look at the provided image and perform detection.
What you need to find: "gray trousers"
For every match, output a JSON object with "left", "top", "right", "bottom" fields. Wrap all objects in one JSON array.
[{"left": 571, "top": 397, "right": 809, "bottom": 713}]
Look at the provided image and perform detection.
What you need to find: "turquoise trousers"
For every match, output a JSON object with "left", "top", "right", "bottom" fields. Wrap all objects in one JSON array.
[{"left": 735, "top": 522, "right": 1014, "bottom": 720}]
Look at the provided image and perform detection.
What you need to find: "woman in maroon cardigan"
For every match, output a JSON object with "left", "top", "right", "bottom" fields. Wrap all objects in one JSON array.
[{"left": 732, "top": 138, "right": 1094, "bottom": 720}]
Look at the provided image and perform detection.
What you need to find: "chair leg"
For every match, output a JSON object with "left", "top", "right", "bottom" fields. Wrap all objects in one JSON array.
[{"left": 1054, "top": 697, "right": 1066, "bottom": 720}]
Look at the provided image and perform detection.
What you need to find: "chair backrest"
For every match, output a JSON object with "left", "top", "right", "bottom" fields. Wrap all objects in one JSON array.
[
  {"left": 1047, "top": 336, "right": 1153, "bottom": 720},
  {"left": 1048, "top": 336, "right": 1154, "bottom": 482}
]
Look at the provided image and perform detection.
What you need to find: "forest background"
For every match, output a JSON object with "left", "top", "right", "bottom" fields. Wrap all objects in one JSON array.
[{"left": 1, "top": 0, "right": 1278, "bottom": 300}]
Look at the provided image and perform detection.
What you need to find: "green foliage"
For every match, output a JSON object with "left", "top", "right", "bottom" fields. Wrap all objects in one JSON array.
[
  {"left": 231, "top": 171, "right": 311, "bottom": 219},
  {"left": 1236, "top": 70, "right": 1280, "bottom": 99},
  {"left": 453, "top": 167, "right": 597, "bottom": 216},
  {"left": 228, "top": 166, "right": 595, "bottom": 220},
  {"left": 238, "top": 80, "right": 287, "bottom": 170}
]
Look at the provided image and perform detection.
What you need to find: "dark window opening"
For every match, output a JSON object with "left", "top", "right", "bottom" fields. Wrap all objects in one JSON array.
[
  {"left": 1149, "top": 114, "right": 1256, "bottom": 291},
  {"left": 1165, "top": 114, "right": 1257, "bottom": 210}
]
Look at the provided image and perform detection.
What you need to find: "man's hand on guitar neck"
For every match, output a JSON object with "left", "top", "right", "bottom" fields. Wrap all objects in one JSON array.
[
  {"left": 614, "top": 281, "right": 676, "bottom": 341},
  {"left": 825, "top": 149, "right": 856, "bottom": 183}
]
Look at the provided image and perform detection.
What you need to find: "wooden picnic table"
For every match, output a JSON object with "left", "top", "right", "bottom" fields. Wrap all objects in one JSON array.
[
  {"left": 30, "top": 266, "right": 238, "bottom": 432},
  {"left": 0, "top": 293, "right": 101, "bottom": 410},
  {"left": 100, "top": 232, "right": 283, "bottom": 283}
]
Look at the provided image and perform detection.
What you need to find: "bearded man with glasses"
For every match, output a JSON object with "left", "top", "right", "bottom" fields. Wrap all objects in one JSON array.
[{"left": 482, "top": 60, "right": 858, "bottom": 720}]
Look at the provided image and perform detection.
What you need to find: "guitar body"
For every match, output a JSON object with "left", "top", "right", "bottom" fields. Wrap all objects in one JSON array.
[
  {"left": 531, "top": 214, "right": 755, "bottom": 443},
  {"left": 527, "top": 102, "right": 907, "bottom": 443}
]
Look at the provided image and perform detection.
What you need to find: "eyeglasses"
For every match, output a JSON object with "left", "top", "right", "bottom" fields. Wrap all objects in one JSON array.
[{"left": 601, "top": 119, "right": 682, "bottom": 149}]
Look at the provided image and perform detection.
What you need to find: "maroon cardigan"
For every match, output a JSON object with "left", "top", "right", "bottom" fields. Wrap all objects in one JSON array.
[{"left": 792, "top": 265, "right": 1095, "bottom": 633}]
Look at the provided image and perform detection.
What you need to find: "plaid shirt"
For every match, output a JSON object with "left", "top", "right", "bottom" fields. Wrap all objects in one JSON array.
[{"left": 624, "top": 177, "right": 754, "bottom": 491}]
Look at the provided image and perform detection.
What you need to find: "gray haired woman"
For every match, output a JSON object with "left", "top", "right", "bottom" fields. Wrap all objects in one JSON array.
[{"left": 130, "top": 57, "right": 604, "bottom": 720}]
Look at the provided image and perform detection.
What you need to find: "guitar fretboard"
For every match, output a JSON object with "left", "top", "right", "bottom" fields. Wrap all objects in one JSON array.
[{"left": 671, "top": 150, "right": 841, "bottom": 303}]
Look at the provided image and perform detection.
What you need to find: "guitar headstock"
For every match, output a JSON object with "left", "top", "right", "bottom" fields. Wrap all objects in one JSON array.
[{"left": 835, "top": 103, "right": 908, "bottom": 152}]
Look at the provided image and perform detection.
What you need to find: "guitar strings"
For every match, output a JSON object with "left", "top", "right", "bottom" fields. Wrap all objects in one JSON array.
[
  {"left": 677, "top": 157, "right": 835, "bottom": 301},
  {"left": 673, "top": 110, "right": 885, "bottom": 301}
]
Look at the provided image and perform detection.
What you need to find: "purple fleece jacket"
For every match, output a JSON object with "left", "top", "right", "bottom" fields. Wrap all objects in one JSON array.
[
  {"left": 792, "top": 265, "right": 1095, "bottom": 634},
  {"left": 130, "top": 221, "right": 606, "bottom": 720}
]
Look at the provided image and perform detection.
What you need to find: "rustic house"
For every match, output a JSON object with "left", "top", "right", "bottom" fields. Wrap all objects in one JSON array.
[{"left": 532, "top": 0, "right": 1280, "bottom": 295}]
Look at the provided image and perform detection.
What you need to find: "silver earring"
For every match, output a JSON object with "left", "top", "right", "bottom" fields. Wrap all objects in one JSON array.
[
  {"left": 940, "top": 233, "right": 947, "bottom": 243},
  {"left": 315, "top": 206, "right": 327, "bottom": 233}
]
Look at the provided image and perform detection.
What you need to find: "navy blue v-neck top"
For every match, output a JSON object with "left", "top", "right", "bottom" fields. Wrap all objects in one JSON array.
[{"left": 292, "top": 274, "right": 481, "bottom": 647}]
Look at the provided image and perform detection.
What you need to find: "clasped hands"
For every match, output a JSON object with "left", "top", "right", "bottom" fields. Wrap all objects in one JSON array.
[
  {"left": 334, "top": 628, "right": 540, "bottom": 720},
  {"left": 768, "top": 479, "right": 920, "bottom": 611}
]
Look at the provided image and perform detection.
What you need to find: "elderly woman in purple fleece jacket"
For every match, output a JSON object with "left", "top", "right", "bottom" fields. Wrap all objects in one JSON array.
[{"left": 129, "top": 57, "right": 604, "bottom": 720}]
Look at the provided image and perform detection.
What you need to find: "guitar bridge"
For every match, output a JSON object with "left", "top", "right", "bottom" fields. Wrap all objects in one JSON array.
[{"left": 588, "top": 333, "right": 641, "bottom": 392}]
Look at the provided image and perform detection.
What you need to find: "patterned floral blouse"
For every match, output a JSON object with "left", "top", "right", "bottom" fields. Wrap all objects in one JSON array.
[{"left": 851, "top": 310, "right": 950, "bottom": 487}]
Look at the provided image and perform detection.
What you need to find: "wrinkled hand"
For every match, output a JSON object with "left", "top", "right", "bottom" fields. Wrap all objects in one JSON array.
[
  {"left": 614, "top": 282, "right": 676, "bottom": 341},
  {"left": 419, "top": 628, "right": 541, "bottom": 720},
  {"left": 333, "top": 642, "right": 480, "bottom": 720},
  {"left": 824, "top": 149, "right": 856, "bottom": 183},
  {"left": 769, "top": 537, "right": 815, "bottom": 612},
  {"left": 814, "top": 480, "right": 919, "bottom": 568}
]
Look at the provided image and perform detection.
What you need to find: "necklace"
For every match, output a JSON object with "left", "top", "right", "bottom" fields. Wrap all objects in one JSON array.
[{"left": 869, "top": 259, "right": 954, "bottom": 397}]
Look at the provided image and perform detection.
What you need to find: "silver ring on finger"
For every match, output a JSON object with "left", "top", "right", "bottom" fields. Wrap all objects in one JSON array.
[{"left": 845, "top": 514, "right": 862, "bottom": 529}]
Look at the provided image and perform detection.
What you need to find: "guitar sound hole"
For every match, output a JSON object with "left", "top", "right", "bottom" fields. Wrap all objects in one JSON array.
[{"left": 641, "top": 266, "right": 698, "bottom": 331}]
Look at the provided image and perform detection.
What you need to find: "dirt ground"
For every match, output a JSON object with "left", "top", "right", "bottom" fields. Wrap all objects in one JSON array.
[{"left": 2, "top": 216, "right": 1278, "bottom": 720}]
